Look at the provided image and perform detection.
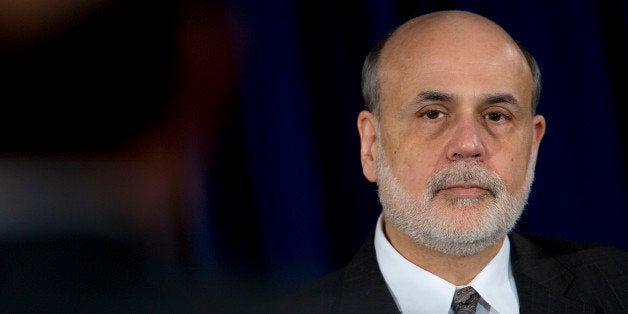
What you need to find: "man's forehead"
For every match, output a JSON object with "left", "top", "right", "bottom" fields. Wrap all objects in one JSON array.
[
  {"left": 377, "top": 58, "right": 533, "bottom": 116},
  {"left": 379, "top": 48, "right": 531, "bottom": 90}
]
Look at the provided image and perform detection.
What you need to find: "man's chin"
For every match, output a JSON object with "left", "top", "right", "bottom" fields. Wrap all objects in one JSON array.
[
  {"left": 384, "top": 206, "right": 509, "bottom": 256},
  {"left": 418, "top": 227, "right": 506, "bottom": 256},
  {"left": 406, "top": 210, "right": 508, "bottom": 251}
]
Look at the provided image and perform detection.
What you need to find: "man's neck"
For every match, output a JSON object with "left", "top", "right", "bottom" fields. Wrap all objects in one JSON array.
[{"left": 383, "top": 217, "right": 505, "bottom": 286}]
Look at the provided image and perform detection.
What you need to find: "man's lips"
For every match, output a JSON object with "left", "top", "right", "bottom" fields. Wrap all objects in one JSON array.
[{"left": 438, "top": 184, "right": 490, "bottom": 198}]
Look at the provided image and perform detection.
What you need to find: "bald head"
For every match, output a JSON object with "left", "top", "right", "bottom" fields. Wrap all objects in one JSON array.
[
  {"left": 386, "top": 11, "right": 513, "bottom": 47},
  {"left": 362, "top": 10, "right": 541, "bottom": 117}
]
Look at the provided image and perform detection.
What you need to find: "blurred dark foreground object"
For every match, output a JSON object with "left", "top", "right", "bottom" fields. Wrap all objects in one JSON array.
[{"left": 0, "top": 235, "right": 214, "bottom": 313}]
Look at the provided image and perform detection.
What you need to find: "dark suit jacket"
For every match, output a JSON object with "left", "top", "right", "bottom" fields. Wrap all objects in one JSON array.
[{"left": 273, "top": 232, "right": 628, "bottom": 313}]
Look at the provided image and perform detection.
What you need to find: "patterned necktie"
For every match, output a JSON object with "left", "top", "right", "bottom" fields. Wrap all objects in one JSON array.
[{"left": 451, "top": 286, "right": 481, "bottom": 314}]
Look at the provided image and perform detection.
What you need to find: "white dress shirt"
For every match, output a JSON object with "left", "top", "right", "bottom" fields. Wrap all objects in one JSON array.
[{"left": 374, "top": 214, "right": 519, "bottom": 313}]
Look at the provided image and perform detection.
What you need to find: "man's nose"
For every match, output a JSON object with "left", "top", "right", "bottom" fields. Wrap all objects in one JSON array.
[{"left": 446, "top": 116, "right": 485, "bottom": 161}]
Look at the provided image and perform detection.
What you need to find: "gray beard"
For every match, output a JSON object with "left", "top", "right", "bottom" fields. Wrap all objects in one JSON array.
[{"left": 375, "top": 139, "right": 535, "bottom": 256}]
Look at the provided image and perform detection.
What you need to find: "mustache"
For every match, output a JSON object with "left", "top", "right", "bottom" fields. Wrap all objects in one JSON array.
[{"left": 426, "top": 161, "right": 505, "bottom": 198}]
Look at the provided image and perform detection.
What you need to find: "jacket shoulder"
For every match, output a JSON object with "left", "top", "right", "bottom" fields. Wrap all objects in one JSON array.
[
  {"left": 511, "top": 232, "right": 628, "bottom": 311},
  {"left": 512, "top": 232, "right": 628, "bottom": 264}
]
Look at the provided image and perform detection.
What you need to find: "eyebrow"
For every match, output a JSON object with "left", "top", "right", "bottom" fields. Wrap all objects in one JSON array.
[
  {"left": 413, "top": 90, "right": 520, "bottom": 107},
  {"left": 482, "top": 93, "right": 519, "bottom": 106}
]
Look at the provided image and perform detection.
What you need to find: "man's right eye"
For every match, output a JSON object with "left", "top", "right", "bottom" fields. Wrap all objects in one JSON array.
[{"left": 424, "top": 110, "right": 442, "bottom": 119}]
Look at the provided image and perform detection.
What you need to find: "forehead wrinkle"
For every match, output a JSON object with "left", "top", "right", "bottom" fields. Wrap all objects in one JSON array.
[{"left": 414, "top": 90, "right": 455, "bottom": 104}]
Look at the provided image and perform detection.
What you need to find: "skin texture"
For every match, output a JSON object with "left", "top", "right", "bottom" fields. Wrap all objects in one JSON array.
[{"left": 357, "top": 11, "right": 546, "bottom": 285}]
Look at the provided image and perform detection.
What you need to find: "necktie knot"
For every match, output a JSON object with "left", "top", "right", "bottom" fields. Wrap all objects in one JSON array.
[{"left": 452, "top": 286, "right": 481, "bottom": 314}]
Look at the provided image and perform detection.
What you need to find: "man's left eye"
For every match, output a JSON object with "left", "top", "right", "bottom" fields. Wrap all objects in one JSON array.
[{"left": 486, "top": 112, "right": 507, "bottom": 122}]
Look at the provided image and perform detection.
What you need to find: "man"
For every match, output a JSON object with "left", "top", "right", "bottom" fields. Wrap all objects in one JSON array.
[{"left": 275, "top": 10, "right": 628, "bottom": 313}]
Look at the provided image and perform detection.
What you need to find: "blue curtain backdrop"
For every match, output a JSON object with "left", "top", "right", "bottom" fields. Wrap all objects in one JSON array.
[{"left": 206, "top": 0, "right": 628, "bottom": 300}]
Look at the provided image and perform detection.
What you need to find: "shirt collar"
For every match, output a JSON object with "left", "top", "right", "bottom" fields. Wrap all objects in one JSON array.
[
  {"left": 468, "top": 231, "right": 519, "bottom": 314},
  {"left": 374, "top": 214, "right": 519, "bottom": 313}
]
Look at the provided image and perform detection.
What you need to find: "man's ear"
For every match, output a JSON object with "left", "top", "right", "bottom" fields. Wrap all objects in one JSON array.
[
  {"left": 532, "top": 114, "right": 546, "bottom": 154},
  {"left": 357, "top": 110, "right": 378, "bottom": 182}
]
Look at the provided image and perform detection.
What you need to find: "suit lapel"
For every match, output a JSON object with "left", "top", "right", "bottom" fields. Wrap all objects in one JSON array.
[
  {"left": 509, "top": 233, "right": 598, "bottom": 313},
  {"left": 337, "top": 233, "right": 399, "bottom": 313}
]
